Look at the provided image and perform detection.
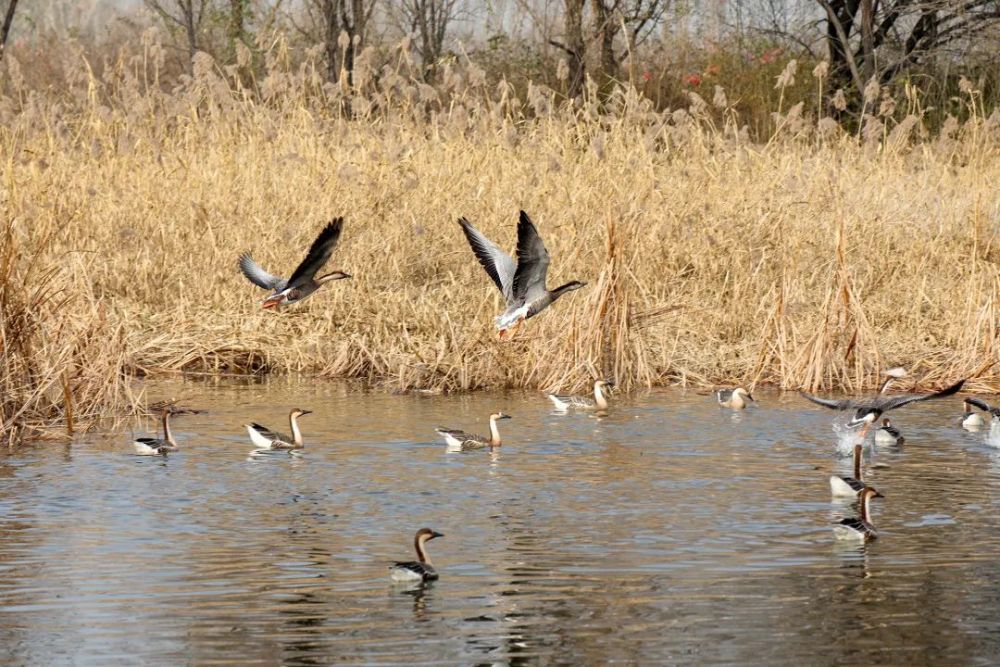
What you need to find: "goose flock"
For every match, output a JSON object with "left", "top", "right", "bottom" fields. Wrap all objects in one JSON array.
[{"left": 129, "top": 211, "right": 995, "bottom": 578}]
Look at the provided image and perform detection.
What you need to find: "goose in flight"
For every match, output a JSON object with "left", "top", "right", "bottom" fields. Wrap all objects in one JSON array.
[
  {"left": 800, "top": 378, "right": 965, "bottom": 436},
  {"left": 239, "top": 218, "right": 351, "bottom": 309},
  {"left": 459, "top": 211, "right": 586, "bottom": 339}
]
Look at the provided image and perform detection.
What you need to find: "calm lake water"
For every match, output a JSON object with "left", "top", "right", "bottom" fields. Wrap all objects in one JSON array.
[{"left": 3, "top": 380, "right": 1000, "bottom": 665}]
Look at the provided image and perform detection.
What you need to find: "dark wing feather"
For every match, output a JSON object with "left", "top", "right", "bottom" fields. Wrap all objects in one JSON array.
[
  {"left": 838, "top": 517, "right": 867, "bottom": 531},
  {"left": 877, "top": 379, "right": 966, "bottom": 412},
  {"left": 511, "top": 211, "right": 551, "bottom": 302},
  {"left": 458, "top": 217, "right": 515, "bottom": 300},
  {"left": 239, "top": 253, "right": 286, "bottom": 290},
  {"left": 798, "top": 391, "right": 853, "bottom": 410},
  {"left": 286, "top": 218, "right": 344, "bottom": 287},
  {"left": 392, "top": 561, "right": 436, "bottom": 579},
  {"left": 250, "top": 422, "right": 289, "bottom": 443},
  {"left": 965, "top": 397, "right": 993, "bottom": 412}
]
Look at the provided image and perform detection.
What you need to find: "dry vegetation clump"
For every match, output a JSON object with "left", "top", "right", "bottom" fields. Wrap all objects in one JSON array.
[
  {"left": 1, "top": 38, "right": 1000, "bottom": 444},
  {"left": 0, "top": 220, "right": 140, "bottom": 447}
]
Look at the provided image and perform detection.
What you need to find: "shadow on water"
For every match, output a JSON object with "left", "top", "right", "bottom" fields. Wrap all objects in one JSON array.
[{"left": 3, "top": 380, "right": 1000, "bottom": 663}]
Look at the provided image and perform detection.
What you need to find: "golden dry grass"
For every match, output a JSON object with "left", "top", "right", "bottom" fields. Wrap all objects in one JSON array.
[{"left": 2, "top": 47, "right": 1000, "bottom": 443}]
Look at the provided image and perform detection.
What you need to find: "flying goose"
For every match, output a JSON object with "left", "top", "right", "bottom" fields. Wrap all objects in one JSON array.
[
  {"left": 800, "top": 379, "right": 966, "bottom": 437},
  {"left": 459, "top": 211, "right": 586, "bottom": 339},
  {"left": 239, "top": 218, "right": 351, "bottom": 309}
]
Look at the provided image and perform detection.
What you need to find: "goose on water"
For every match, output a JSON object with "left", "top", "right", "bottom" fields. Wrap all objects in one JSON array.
[
  {"left": 874, "top": 418, "right": 905, "bottom": 446},
  {"left": 830, "top": 444, "right": 865, "bottom": 498},
  {"left": 548, "top": 380, "right": 614, "bottom": 411},
  {"left": 715, "top": 387, "right": 754, "bottom": 410},
  {"left": 134, "top": 407, "right": 180, "bottom": 456},
  {"left": 436, "top": 413, "right": 510, "bottom": 451},
  {"left": 833, "top": 486, "right": 884, "bottom": 541},
  {"left": 459, "top": 211, "right": 586, "bottom": 339},
  {"left": 239, "top": 218, "right": 351, "bottom": 309},
  {"left": 245, "top": 408, "right": 312, "bottom": 452},
  {"left": 390, "top": 528, "right": 444, "bottom": 582},
  {"left": 961, "top": 399, "right": 988, "bottom": 428}
]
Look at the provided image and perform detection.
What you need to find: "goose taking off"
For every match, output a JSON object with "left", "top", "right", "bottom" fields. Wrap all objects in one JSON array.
[
  {"left": 390, "top": 528, "right": 444, "bottom": 582},
  {"left": 548, "top": 380, "right": 614, "bottom": 411},
  {"left": 833, "top": 486, "right": 884, "bottom": 541},
  {"left": 436, "top": 413, "right": 510, "bottom": 451},
  {"left": 133, "top": 407, "right": 179, "bottom": 456},
  {"left": 800, "top": 379, "right": 966, "bottom": 438},
  {"left": 459, "top": 211, "right": 586, "bottom": 339},
  {"left": 239, "top": 218, "right": 351, "bottom": 309},
  {"left": 715, "top": 387, "right": 754, "bottom": 410},
  {"left": 245, "top": 408, "right": 312, "bottom": 451}
]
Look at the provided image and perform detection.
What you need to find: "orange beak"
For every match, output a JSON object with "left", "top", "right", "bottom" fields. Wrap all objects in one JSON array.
[{"left": 261, "top": 298, "right": 281, "bottom": 310}]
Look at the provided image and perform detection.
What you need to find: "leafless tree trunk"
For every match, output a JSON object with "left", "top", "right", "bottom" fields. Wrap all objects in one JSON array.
[
  {"left": 393, "top": 0, "right": 460, "bottom": 79},
  {"left": 317, "top": 0, "right": 375, "bottom": 85},
  {"left": 0, "top": 0, "right": 18, "bottom": 63},
  {"left": 551, "top": 0, "right": 587, "bottom": 98},
  {"left": 144, "top": 0, "right": 208, "bottom": 67},
  {"left": 590, "top": 0, "right": 619, "bottom": 89},
  {"left": 229, "top": 0, "right": 247, "bottom": 61}
]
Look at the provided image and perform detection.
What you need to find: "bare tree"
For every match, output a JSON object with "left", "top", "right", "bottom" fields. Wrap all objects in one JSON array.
[
  {"left": 817, "top": 0, "right": 1000, "bottom": 99},
  {"left": 550, "top": 0, "right": 671, "bottom": 95},
  {"left": 392, "top": 0, "right": 461, "bottom": 78},
  {"left": 0, "top": 0, "right": 18, "bottom": 63},
  {"left": 313, "top": 0, "right": 376, "bottom": 84},
  {"left": 145, "top": 0, "right": 210, "bottom": 65}
]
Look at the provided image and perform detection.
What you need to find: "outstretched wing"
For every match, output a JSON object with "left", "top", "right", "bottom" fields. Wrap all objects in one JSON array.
[
  {"left": 512, "top": 210, "right": 550, "bottom": 303},
  {"left": 458, "top": 217, "right": 516, "bottom": 301},
  {"left": 877, "top": 378, "right": 966, "bottom": 411},
  {"left": 286, "top": 218, "right": 344, "bottom": 287},
  {"left": 239, "top": 253, "right": 287, "bottom": 290},
  {"left": 799, "top": 391, "right": 853, "bottom": 410},
  {"left": 964, "top": 397, "right": 993, "bottom": 413}
]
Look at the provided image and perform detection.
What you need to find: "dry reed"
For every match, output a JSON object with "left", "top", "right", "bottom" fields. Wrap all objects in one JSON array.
[{"left": 2, "top": 40, "right": 999, "bottom": 444}]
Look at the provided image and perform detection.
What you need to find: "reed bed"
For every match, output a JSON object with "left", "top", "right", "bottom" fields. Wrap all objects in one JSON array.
[{"left": 2, "top": 43, "right": 1000, "bottom": 444}]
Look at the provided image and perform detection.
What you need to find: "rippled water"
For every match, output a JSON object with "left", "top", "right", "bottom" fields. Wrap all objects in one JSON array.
[{"left": 3, "top": 380, "right": 1000, "bottom": 665}]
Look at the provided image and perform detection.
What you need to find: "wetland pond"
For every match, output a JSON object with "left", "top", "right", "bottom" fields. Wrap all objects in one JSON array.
[{"left": 3, "top": 381, "right": 1000, "bottom": 665}]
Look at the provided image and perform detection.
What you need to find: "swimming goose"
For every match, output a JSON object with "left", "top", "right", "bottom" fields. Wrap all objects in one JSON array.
[
  {"left": 833, "top": 486, "right": 884, "bottom": 541},
  {"left": 239, "top": 218, "right": 351, "bottom": 309},
  {"left": 830, "top": 444, "right": 865, "bottom": 498},
  {"left": 390, "top": 528, "right": 444, "bottom": 582},
  {"left": 548, "top": 380, "right": 614, "bottom": 411},
  {"left": 245, "top": 408, "right": 311, "bottom": 450},
  {"left": 715, "top": 387, "right": 754, "bottom": 410},
  {"left": 874, "top": 418, "right": 905, "bottom": 446},
  {"left": 436, "top": 413, "right": 510, "bottom": 451},
  {"left": 800, "top": 378, "right": 966, "bottom": 438},
  {"left": 133, "top": 407, "right": 179, "bottom": 456},
  {"left": 459, "top": 211, "right": 586, "bottom": 339}
]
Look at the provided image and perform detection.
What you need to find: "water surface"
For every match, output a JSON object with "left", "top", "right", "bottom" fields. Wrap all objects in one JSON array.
[{"left": 3, "top": 381, "right": 1000, "bottom": 665}]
